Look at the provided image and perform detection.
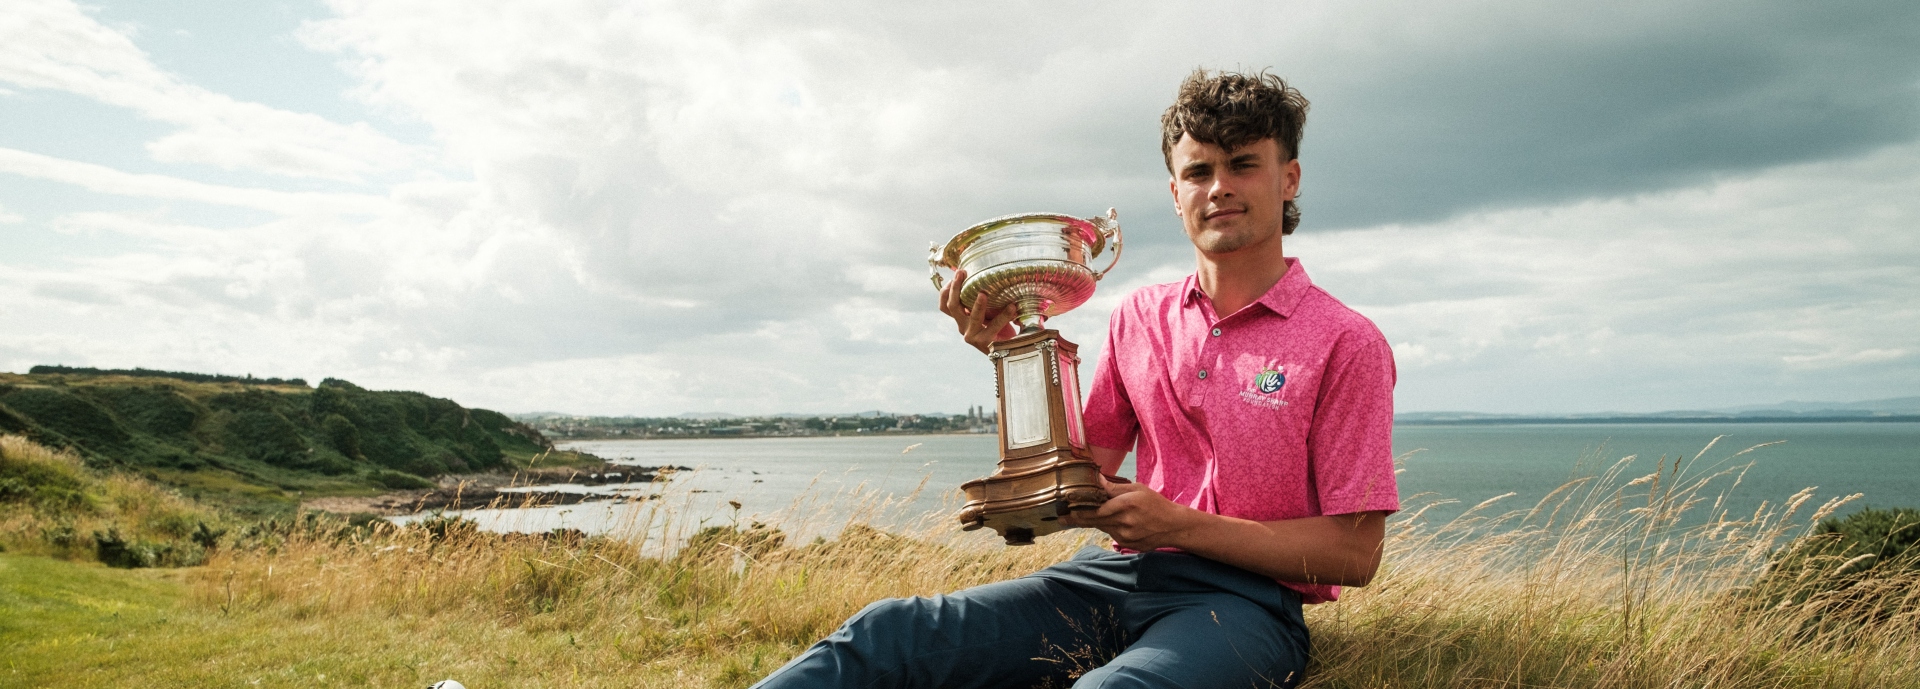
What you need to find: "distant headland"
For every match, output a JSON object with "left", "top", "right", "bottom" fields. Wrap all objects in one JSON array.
[{"left": 1, "top": 365, "right": 596, "bottom": 517}]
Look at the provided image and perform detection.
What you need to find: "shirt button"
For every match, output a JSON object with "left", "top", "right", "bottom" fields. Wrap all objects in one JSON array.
[
  {"left": 1197, "top": 369, "right": 1208, "bottom": 380},
  {"left": 1211, "top": 328, "right": 1222, "bottom": 337}
]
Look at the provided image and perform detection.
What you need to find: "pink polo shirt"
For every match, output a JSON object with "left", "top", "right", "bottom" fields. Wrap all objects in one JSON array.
[{"left": 1083, "top": 257, "right": 1399, "bottom": 604}]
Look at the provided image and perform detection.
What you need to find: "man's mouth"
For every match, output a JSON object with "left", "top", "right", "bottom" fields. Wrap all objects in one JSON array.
[{"left": 1204, "top": 208, "right": 1245, "bottom": 220}]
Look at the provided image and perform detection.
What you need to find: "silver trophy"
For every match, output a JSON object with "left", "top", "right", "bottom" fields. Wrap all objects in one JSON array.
[{"left": 928, "top": 209, "right": 1123, "bottom": 545}]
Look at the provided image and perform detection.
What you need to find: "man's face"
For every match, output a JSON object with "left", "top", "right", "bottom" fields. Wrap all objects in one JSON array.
[{"left": 1168, "top": 136, "right": 1300, "bottom": 254}]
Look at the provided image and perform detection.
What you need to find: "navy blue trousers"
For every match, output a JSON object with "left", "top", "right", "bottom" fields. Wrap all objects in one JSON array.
[{"left": 751, "top": 546, "right": 1310, "bottom": 689}]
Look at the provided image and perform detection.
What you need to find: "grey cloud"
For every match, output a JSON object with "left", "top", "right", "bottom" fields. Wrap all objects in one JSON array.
[
  {"left": 837, "top": 2, "right": 1920, "bottom": 246},
  {"left": 1294, "top": 2, "right": 1920, "bottom": 230}
]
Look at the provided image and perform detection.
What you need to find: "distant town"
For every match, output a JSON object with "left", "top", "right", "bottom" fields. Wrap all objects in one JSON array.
[{"left": 512, "top": 407, "right": 1000, "bottom": 439}]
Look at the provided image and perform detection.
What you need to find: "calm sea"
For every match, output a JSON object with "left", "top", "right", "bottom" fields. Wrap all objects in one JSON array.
[{"left": 422, "top": 423, "right": 1920, "bottom": 540}]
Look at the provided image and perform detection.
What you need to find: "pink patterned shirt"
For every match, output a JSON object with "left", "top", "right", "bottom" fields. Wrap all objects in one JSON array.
[{"left": 1083, "top": 257, "right": 1399, "bottom": 604}]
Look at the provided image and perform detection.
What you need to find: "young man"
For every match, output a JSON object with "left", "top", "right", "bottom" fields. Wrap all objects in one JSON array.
[{"left": 752, "top": 69, "right": 1398, "bottom": 689}]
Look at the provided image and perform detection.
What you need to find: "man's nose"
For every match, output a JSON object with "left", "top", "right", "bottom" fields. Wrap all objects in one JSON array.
[{"left": 1208, "top": 176, "right": 1236, "bottom": 200}]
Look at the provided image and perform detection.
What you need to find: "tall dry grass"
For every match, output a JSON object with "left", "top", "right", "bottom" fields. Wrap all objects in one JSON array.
[
  {"left": 1306, "top": 439, "right": 1920, "bottom": 687},
  {"left": 0, "top": 434, "right": 225, "bottom": 563},
  {"left": 174, "top": 439, "right": 1920, "bottom": 687},
  {"left": 189, "top": 483, "right": 1091, "bottom": 686}
]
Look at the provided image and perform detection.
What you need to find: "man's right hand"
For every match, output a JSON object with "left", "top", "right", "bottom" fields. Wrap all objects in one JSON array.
[{"left": 939, "top": 268, "right": 1019, "bottom": 354}]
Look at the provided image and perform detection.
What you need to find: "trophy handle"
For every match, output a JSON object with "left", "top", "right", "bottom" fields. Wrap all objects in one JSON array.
[
  {"left": 928, "top": 241, "right": 950, "bottom": 290},
  {"left": 1089, "top": 208, "right": 1122, "bottom": 281}
]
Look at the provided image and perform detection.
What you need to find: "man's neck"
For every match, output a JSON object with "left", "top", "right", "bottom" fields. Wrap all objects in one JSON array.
[{"left": 1194, "top": 235, "right": 1288, "bottom": 317}]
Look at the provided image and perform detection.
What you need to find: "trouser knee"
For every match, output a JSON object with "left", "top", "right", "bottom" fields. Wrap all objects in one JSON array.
[{"left": 829, "top": 596, "right": 939, "bottom": 657}]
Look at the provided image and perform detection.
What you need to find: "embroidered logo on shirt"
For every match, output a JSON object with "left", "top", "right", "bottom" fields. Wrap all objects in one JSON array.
[
  {"left": 1238, "top": 365, "right": 1289, "bottom": 410},
  {"left": 1254, "top": 368, "right": 1286, "bottom": 394}
]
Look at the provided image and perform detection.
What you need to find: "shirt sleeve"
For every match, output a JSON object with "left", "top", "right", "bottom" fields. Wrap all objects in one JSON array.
[
  {"left": 1082, "top": 304, "right": 1139, "bottom": 452},
  {"left": 1308, "top": 330, "right": 1400, "bottom": 516}
]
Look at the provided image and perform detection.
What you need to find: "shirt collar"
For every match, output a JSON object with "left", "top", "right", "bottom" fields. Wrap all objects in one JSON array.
[{"left": 1182, "top": 257, "right": 1311, "bottom": 318}]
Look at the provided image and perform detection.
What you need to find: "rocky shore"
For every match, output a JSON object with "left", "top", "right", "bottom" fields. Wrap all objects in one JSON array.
[{"left": 303, "top": 463, "right": 691, "bottom": 516}]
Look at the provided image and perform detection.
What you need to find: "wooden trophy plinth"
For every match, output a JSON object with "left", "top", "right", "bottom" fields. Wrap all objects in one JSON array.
[{"left": 958, "top": 329, "right": 1110, "bottom": 545}]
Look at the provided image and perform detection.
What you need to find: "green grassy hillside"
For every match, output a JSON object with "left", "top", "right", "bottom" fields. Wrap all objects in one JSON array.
[{"left": 0, "top": 371, "right": 556, "bottom": 515}]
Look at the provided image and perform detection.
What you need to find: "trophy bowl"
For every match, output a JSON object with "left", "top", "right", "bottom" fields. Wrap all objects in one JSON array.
[{"left": 929, "top": 209, "right": 1122, "bottom": 333}]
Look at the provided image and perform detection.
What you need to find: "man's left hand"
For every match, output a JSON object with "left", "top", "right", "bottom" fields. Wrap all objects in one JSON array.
[{"left": 1060, "top": 480, "right": 1201, "bottom": 551}]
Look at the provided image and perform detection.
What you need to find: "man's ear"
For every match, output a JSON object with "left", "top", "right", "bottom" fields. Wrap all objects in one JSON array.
[
  {"left": 1168, "top": 176, "right": 1181, "bottom": 216},
  {"left": 1282, "top": 159, "right": 1302, "bottom": 201}
]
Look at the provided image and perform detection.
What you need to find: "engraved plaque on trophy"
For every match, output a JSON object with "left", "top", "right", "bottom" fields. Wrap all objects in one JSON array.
[{"left": 928, "top": 209, "right": 1123, "bottom": 545}]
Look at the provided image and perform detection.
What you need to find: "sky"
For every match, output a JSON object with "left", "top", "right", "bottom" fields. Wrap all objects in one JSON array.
[{"left": 1, "top": 0, "right": 1916, "bottom": 416}]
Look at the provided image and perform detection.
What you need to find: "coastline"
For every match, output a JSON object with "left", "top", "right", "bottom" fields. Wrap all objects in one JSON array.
[{"left": 301, "top": 463, "right": 689, "bottom": 516}]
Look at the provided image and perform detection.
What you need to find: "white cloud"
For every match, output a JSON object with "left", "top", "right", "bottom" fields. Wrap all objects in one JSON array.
[
  {"left": 0, "top": 147, "right": 385, "bottom": 214},
  {"left": 0, "top": 0, "right": 422, "bottom": 181}
]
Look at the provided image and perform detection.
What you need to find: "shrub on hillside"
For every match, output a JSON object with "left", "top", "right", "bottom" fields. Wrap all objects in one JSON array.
[
  {"left": 1818, "top": 506, "right": 1920, "bottom": 567},
  {"left": 321, "top": 413, "right": 364, "bottom": 459},
  {"left": 1748, "top": 506, "right": 1920, "bottom": 630},
  {"left": 87, "top": 384, "right": 201, "bottom": 438},
  {"left": 0, "top": 386, "right": 131, "bottom": 451},
  {"left": 0, "top": 441, "right": 93, "bottom": 513},
  {"left": 223, "top": 410, "right": 310, "bottom": 466},
  {"left": 94, "top": 526, "right": 208, "bottom": 568},
  {"left": 0, "top": 400, "right": 37, "bottom": 435},
  {"left": 0, "top": 435, "right": 229, "bottom": 565},
  {"left": 370, "top": 469, "right": 435, "bottom": 490}
]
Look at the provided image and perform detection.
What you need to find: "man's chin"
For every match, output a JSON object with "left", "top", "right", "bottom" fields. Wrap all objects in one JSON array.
[{"left": 1192, "top": 232, "right": 1258, "bottom": 254}]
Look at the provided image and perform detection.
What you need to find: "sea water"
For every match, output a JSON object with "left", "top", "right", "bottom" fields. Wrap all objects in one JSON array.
[{"left": 416, "top": 422, "right": 1920, "bottom": 541}]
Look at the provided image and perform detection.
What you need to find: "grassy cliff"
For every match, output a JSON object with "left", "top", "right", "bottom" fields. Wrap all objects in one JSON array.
[{"left": 0, "top": 370, "right": 559, "bottom": 515}]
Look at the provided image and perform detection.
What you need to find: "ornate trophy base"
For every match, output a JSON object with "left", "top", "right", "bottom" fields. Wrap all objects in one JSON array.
[
  {"left": 955, "top": 328, "right": 1111, "bottom": 546},
  {"left": 957, "top": 457, "right": 1108, "bottom": 545}
]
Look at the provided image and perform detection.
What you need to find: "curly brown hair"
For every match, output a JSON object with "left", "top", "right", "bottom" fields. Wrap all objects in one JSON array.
[{"left": 1160, "top": 69, "right": 1311, "bottom": 234}]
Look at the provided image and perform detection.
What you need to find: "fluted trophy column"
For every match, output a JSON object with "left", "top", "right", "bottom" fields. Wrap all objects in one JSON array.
[{"left": 928, "top": 209, "right": 1124, "bottom": 545}]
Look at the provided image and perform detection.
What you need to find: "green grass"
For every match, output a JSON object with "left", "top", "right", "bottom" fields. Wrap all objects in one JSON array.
[
  {"left": 0, "top": 520, "right": 1025, "bottom": 688},
  {"left": 0, "top": 553, "right": 573, "bottom": 686},
  {"left": 0, "top": 555, "right": 187, "bottom": 684}
]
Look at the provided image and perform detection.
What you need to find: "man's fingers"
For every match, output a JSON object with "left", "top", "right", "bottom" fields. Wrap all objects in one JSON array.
[
  {"left": 1062, "top": 512, "right": 1113, "bottom": 531},
  {"left": 967, "top": 292, "right": 994, "bottom": 329},
  {"left": 940, "top": 269, "right": 968, "bottom": 316},
  {"left": 986, "top": 308, "right": 1018, "bottom": 337},
  {"left": 1066, "top": 496, "right": 1126, "bottom": 525}
]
